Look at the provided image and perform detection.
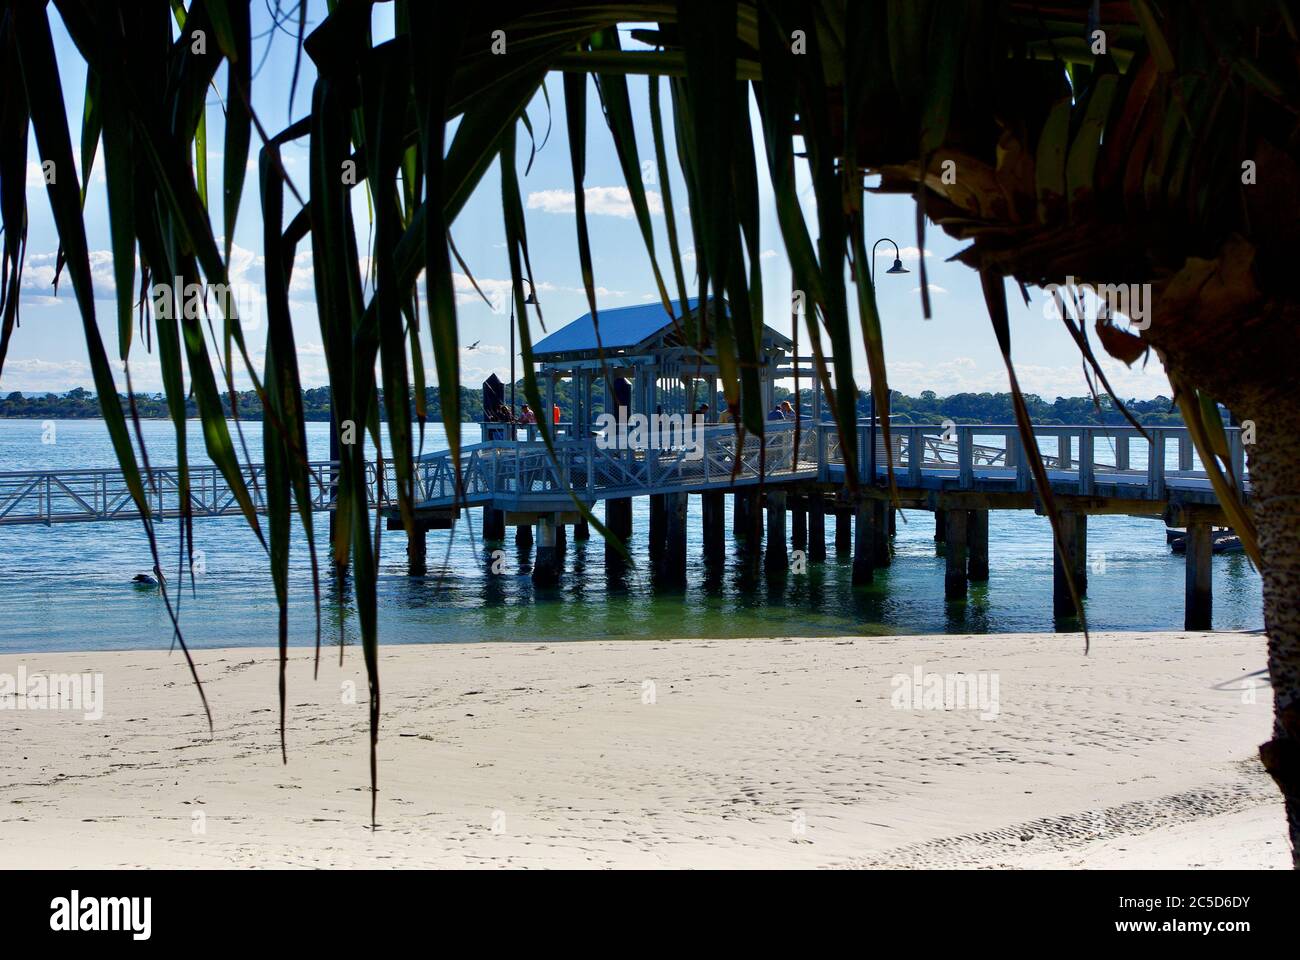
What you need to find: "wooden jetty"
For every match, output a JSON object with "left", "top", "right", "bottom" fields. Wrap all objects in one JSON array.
[{"left": 0, "top": 298, "right": 1252, "bottom": 630}]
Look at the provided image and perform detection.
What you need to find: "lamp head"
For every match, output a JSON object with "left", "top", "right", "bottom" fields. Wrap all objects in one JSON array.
[{"left": 886, "top": 258, "right": 909, "bottom": 274}]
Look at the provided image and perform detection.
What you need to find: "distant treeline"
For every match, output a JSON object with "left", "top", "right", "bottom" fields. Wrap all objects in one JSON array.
[{"left": 1, "top": 384, "right": 1192, "bottom": 426}]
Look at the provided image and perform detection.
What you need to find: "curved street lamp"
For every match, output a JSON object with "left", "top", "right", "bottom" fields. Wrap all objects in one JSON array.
[{"left": 868, "top": 239, "right": 909, "bottom": 482}]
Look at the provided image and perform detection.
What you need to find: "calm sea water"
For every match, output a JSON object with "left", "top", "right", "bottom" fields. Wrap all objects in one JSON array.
[{"left": 0, "top": 419, "right": 1263, "bottom": 654}]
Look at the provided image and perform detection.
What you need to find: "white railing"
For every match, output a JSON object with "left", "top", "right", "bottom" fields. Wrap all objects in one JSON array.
[
  {"left": 832, "top": 423, "right": 1249, "bottom": 496},
  {"left": 0, "top": 423, "right": 1249, "bottom": 525},
  {"left": 0, "top": 460, "right": 371, "bottom": 526}
]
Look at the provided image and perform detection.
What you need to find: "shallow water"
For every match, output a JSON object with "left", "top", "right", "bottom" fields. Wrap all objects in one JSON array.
[{"left": 0, "top": 419, "right": 1264, "bottom": 653}]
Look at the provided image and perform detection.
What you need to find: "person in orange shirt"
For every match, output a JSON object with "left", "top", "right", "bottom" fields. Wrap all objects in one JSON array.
[{"left": 552, "top": 404, "right": 561, "bottom": 425}]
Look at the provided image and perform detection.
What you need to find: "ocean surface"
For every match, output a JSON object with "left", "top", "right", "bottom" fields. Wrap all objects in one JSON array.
[{"left": 0, "top": 418, "right": 1263, "bottom": 654}]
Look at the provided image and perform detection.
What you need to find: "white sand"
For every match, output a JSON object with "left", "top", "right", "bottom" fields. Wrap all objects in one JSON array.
[{"left": 0, "top": 631, "right": 1289, "bottom": 869}]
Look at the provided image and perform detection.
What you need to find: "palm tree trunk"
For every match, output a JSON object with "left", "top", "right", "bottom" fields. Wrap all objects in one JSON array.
[
  {"left": 1243, "top": 395, "right": 1300, "bottom": 867},
  {"left": 1145, "top": 242, "right": 1300, "bottom": 865}
]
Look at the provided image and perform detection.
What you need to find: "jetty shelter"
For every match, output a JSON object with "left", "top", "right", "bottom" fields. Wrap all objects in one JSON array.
[{"left": 523, "top": 296, "right": 817, "bottom": 437}]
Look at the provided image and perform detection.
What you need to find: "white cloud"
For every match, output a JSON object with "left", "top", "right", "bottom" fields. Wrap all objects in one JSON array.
[
  {"left": 527, "top": 186, "right": 664, "bottom": 219},
  {"left": 869, "top": 353, "right": 1170, "bottom": 401},
  {"left": 895, "top": 246, "right": 934, "bottom": 261},
  {"left": 0, "top": 357, "right": 93, "bottom": 393},
  {"left": 446, "top": 272, "right": 625, "bottom": 310},
  {"left": 910, "top": 284, "right": 947, "bottom": 295}
]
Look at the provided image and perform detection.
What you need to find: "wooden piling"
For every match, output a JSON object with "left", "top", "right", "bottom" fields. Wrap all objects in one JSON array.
[
  {"left": 870, "top": 499, "right": 890, "bottom": 567},
  {"left": 1052, "top": 511, "right": 1088, "bottom": 617},
  {"left": 657, "top": 492, "right": 688, "bottom": 585},
  {"left": 765, "top": 490, "right": 789, "bottom": 574},
  {"left": 944, "top": 508, "right": 969, "bottom": 600},
  {"left": 483, "top": 506, "right": 506, "bottom": 542},
  {"left": 407, "top": 525, "right": 427, "bottom": 576},
  {"left": 574, "top": 516, "right": 591, "bottom": 541},
  {"left": 734, "top": 489, "right": 762, "bottom": 539},
  {"left": 515, "top": 523, "right": 533, "bottom": 548},
  {"left": 888, "top": 506, "right": 897, "bottom": 537},
  {"left": 701, "top": 491, "right": 726, "bottom": 565},
  {"left": 791, "top": 495, "right": 807, "bottom": 552},
  {"left": 967, "top": 509, "right": 989, "bottom": 581},
  {"left": 852, "top": 500, "right": 875, "bottom": 585},
  {"left": 934, "top": 508, "right": 946, "bottom": 543},
  {"left": 555, "top": 521, "right": 567, "bottom": 553},
  {"left": 533, "top": 516, "right": 560, "bottom": 586},
  {"left": 1185, "top": 521, "right": 1213, "bottom": 630},
  {"left": 808, "top": 496, "right": 827, "bottom": 562},
  {"left": 835, "top": 507, "right": 852, "bottom": 555},
  {"left": 604, "top": 497, "right": 633, "bottom": 570},
  {"left": 649, "top": 494, "right": 665, "bottom": 565}
]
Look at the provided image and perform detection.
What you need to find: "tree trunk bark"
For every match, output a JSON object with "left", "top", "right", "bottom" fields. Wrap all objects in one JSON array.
[
  {"left": 1241, "top": 394, "right": 1300, "bottom": 867},
  {"left": 1143, "top": 243, "right": 1300, "bottom": 866}
]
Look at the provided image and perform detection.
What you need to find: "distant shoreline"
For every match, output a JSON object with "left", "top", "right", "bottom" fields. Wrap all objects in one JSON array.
[{"left": 0, "top": 386, "right": 1196, "bottom": 428}]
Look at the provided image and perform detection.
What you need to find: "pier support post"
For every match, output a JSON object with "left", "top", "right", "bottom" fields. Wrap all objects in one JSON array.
[
  {"left": 701, "top": 491, "right": 726, "bottom": 565},
  {"left": 1185, "top": 521, "right": 1213, "bottom": 630},
  {"left": 791, "top": 495, "right": 807, "bottom": 552},
  {"left": 533, "top": 516, "right": 560, "bottom": 587},
  {"left": 808, "top": 496, "right": 826, "bottom": 562},
  {"left": 515, "top": 523, "right": 533, "bottom": 549},
  {"left": 852, "top": 500, "right": 875, "bottom": 585},
  {"left": 555, "top": 521, "right": 567, "bottom": 553},
  {"left": 889, "top": 506, "right": 897, "bottom": 537},
  {"left": 944, "top": 509, "right": 969, "bottom": 600},
  {"left": 934, "top": 508, "right": 947, "bottom": 543},
  {"left": 871, "top": 499, "right": 890, "bottom": 567},
  {"left": 1052, "top": 512, "right": 1089, "bottom": 617},
  {"left": 483, "top": 506, "right": 505, "bottom": 542},
  {"left": 967, "top": 509, "right": 990, "bottom": 581},
  {"left": 734, "top": 489, "right": 762, "bottom": 539},
  {"left": 407, "top": 525, "right": 427, "bottom": 576},
  {"left": 765, "top": 491, "right": 789, "bottom": 574},
  {"left": 657, "top": 493, "right": 688, "bottom": 585},
  {"left": 604, "top": 497, "right": 633, "bottom": 570},
  {"left": 574, "top": 515, "right": 591, "bottom": 541},
  {"left": 649, "top": 494, "right": 665, "bottom": 566},
  {"left": 835, "top": 507, "right": 852, "bottom": 555}
]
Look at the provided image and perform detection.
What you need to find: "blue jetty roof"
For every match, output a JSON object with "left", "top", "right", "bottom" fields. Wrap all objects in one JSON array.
[{"left": 533, "top": 297, "right": 717, "bottom": 357}]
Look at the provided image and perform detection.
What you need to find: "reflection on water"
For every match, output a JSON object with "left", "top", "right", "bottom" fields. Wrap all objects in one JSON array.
[{"left": 0, "top": 419, "right": 1265, "bottom": 653}]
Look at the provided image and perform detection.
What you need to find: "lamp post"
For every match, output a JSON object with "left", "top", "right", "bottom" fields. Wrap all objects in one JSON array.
[
  {"left": 509, "top": 279, "right": 539, "bottom": 420},
  {"left": 867, "top": 239, "right": 909, "bottom": 483}
]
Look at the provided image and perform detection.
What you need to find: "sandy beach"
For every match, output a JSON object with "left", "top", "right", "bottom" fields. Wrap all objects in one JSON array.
[{"left": 0, "top": 631, "right": 1288, "bottom": 869}]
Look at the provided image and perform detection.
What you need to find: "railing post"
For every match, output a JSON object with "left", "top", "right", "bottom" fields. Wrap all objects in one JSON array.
[
  {"left": 908, "top": 428, "right": 922, "bottom": 487},
  {"left": 1148, "top": 429, "right": 1166, "bottom": 500},
  {"left": 1228, "top": 427, "right": 1246, "bottom": 493},
  {"left": 958, "top": 427, "right": 974, "bottom": 488},
  {"left": 1115, "top": 431, "right": 1130, "bottom": 471},
  {"left": 1178, "top": 432, "right": 1194, "bottom": 472},
  {"left": 1016, "top": 430, "right": 1031, "bottom": 491},
  {"left": 1079, "top": 428, "right": 1095, "bottom": 495}
]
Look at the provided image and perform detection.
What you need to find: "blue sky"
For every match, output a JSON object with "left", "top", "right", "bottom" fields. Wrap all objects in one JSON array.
[{"left": 3, "top": 5, "right": 1173, "bottom": 402}]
